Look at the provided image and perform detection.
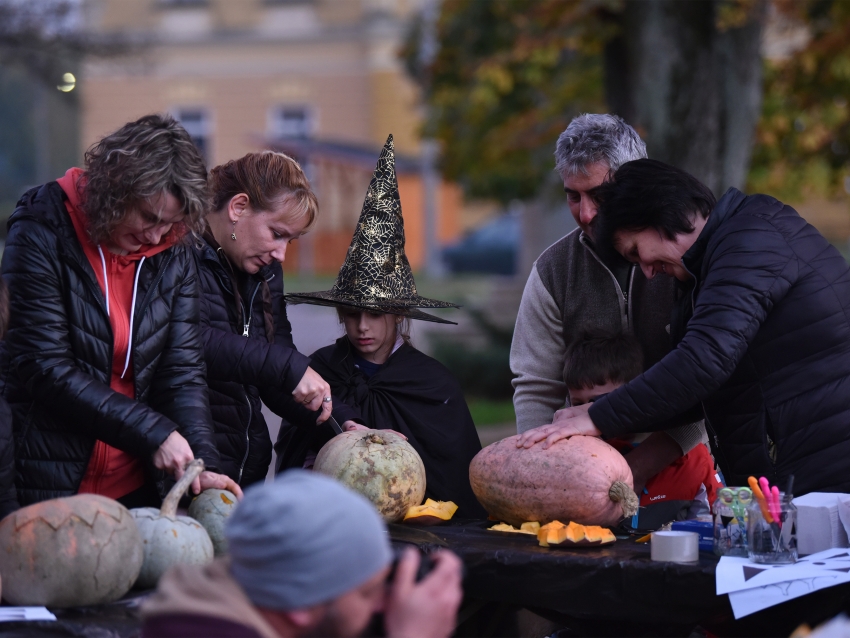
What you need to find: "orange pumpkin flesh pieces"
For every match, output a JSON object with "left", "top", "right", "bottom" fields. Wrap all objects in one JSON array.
[
  {"left": 402, "top": 499, "right": 458, "bottom": 526},
  {"left": 536, "top": 521, "right": 615, "bottom": 547},
  {"left": 490, "top": 519, "right": 615, "bottom": 546}
]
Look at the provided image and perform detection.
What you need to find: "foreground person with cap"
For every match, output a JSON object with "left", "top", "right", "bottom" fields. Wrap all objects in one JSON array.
[
  {"left": 140, "top": 470, "right": 464, "bottom": 638},
  {"left": 283, "top": 135, "right": 486, "bottom": 518}
]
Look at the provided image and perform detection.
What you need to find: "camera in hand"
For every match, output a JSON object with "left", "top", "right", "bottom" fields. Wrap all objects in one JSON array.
[{"left": 389, "top": 545, "right": 435, "bottom": 583}]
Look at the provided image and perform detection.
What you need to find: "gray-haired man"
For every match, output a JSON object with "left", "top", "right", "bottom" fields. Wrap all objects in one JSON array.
[{"left": 510, "top": 114, "right": 706, "bottom": 494}]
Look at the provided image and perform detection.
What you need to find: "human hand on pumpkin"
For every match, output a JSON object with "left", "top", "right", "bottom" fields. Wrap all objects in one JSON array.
[
  {"left": 516, "top": 410, "right": 602, "bottom": 449},
  {"left": 552, "top": 402, "right": 591, "bottom": 423},
  {"left": 292, "top": 366, "right": 333, "bottom": 424},
  {"left": 197, "top": 471, "right": 243, "bottom": 499},
  {"left": 384, "top": 548, "right": 463, "bottom": 638}
]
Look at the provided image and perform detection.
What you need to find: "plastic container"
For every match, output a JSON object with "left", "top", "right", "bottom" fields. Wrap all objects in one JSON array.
[{"left": 713, "top": 489, "right": 749, "bottom": 557}]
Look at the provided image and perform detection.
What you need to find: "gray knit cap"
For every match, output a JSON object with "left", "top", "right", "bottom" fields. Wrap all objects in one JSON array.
[{"left": 225, "top": 469, "right": 392, "bottom": 611}]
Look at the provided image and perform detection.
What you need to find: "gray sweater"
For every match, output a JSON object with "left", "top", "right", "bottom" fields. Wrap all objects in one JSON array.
[{"left": 510, "top": 228, "right": 705, "bottom": 453}]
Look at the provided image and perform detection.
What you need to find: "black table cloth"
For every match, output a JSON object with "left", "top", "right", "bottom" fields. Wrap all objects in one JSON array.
[{"left": 389, "top": 521, "right": 850, "bottom": 637}]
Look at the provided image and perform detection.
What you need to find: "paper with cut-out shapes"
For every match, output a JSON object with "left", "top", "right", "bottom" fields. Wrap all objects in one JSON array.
[
  {"left": 717, "top": 548, "right": 850, "bottom": 618},
  {"left": 717, "top": 547, "right": 850, "bottom": 594},
  {"left": 728, "top": 573, "right": 850, "bottom": 619}
]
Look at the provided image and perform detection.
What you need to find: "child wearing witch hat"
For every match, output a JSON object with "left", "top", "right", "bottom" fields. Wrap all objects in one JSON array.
[{"left": 280, "top": 135, "right": 486, "bottom": 519}]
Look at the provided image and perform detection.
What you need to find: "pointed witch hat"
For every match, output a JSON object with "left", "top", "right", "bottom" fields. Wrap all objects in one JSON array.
[{"left": 286, "top": 134, "right": 459, "bottom": 324}]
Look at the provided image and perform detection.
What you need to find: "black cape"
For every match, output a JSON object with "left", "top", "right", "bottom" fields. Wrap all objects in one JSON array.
[{"left": 302, "top": 337, "right": 486, "bottom": 518}]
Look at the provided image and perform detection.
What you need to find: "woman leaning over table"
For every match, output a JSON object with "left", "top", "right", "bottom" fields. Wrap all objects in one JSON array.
[
  {"left": 193, "top": 151, "right": 355, "bottom": 487},
  {"left": 1, "top": 114, "right": 241, "bottom": 508},
  {"left": 518, "top": 158, "right": 850, "bottom": 495}
]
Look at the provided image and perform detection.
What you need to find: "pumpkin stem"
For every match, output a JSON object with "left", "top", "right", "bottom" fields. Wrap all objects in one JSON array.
[
  {"left": 608, "top": 481, "right": 639, "bottom": 519},
  {"left": 161, "top": 459, "right": 205, "bottom": 519},
  {"left": 367, "top": 434, "right": 385, "bottom": 445}
]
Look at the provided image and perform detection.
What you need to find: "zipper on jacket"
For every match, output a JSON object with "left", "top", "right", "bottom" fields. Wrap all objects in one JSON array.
[
  {"left": 236, "top": 281, "right": 262, "bottom": 482},
  {"left": 581, "top": 234, "right": 632, "bottom": 331},
  {"left": 241, "top": 281, "right": 263, "bottom": 338},
  {"left": 237, "top": 389, "right": 252, "bottom": 484}
]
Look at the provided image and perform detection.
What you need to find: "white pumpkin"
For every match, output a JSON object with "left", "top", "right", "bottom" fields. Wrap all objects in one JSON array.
[
  {"left": 314, "top": 430, "right": 426, "bottom": 523},
  {"left": 131, "top": 459, "right": 214, "bottom": 589},
  {"left": 0, "top": 494, "right": 143, "bottom": 607}
]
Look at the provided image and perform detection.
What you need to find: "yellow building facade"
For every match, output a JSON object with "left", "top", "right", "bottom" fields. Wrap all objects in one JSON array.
[{"left": 81, "top": 0, "right": 462, "bottom": 273}]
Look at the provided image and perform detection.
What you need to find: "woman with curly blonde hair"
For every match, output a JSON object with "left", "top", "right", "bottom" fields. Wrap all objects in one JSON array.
[{"left": 1, "top": 113, "right": 240, "bottom": 508}]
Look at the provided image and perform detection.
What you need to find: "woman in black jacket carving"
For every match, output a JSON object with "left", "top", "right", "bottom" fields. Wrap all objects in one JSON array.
[
  {"left": 2, "top": 114, "right": 240, "bottom": 507},
  {"left": 519, "top": 159, "right": 850, "bottom": 495},
  {"left": 195, "top": 152, "right": 354, "bottom": 487}
]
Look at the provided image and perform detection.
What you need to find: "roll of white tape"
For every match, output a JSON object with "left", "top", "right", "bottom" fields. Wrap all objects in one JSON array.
[{"left": 651, "top": 531, "right": 699, "bottom": 563}]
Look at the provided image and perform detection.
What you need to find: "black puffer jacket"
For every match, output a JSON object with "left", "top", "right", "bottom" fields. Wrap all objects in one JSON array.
[
  {"left": 0, "top": 391, "right": 18, "bottom": 520},
  {"left": 194, "top": 237, "right": 358, "bottom": 486},
  {"left": 2, "top": 182, "right": 220, "bottom": 505},
  {"left": 591, "top": 188, "right": 850, "bottom": 495}
]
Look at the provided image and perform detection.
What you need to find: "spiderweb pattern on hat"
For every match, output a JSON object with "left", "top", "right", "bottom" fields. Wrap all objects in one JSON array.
[{"left": 287, "top": 134, "right": 459, "bottom": 324}]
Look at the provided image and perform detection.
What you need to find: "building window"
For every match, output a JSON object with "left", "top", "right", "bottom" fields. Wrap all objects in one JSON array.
[
  {"left": 268, "top": 106, "right": 314, "bottom": 140},
  {"left": 174, "top": 108, "right": 211, "bottom": 164}
]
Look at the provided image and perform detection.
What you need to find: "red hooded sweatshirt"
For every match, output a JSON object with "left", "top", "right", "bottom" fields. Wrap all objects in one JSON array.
[{"left": 58, "top": 168, "right": 182, "bottom": 500}]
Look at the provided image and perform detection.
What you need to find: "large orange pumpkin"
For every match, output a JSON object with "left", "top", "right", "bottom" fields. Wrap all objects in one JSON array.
[
  {"left": 469, "top": 435, "right": 638, "bottom": 527},
  {"left": 0, "top": 494, "right": 143, "bottom": 607}
]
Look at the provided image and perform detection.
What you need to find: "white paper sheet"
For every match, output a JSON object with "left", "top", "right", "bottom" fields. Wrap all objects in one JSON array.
[
  {"left": 717, "top": 548, "right": 850, "bottom": 594},
  {"left": 728, "top": 572, "right": 850, "bottom": 619},
  {"left": 0, "top": 607, "right": 57, "bottom": 622},
  {"left": 716, "top": 548, "right": 850, "bottom": 618}
]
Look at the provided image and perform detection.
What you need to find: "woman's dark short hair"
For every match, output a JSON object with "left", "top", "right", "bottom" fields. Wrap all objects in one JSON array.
[
  {"left": 593, "top": 158, "right": 716, "bottom": 252},
  {"left": 82, "top": 113, "right": 210, "bottom": 243},
  {"left": 563, "top": 329, "right": 644, "bottom": 390}
]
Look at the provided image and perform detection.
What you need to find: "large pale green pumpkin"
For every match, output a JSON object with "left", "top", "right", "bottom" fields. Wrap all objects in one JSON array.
[
  {"left": 187, "top": 489, "right": 238, "bottom": 557},
  {"left": 0, "top": 494, "right": 143, "bottom": 607},
  {"left": 131, "top": 460, "right": 213, "bottom": 589},
  {"left": 314, "top": 430, "right": 426, "bottom": 523}
]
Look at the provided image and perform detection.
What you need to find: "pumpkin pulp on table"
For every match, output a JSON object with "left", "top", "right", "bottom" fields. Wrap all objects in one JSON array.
[
  {"left": 488, "top": 519, "right": 615, "bottom": 546},
  {"left": 402, "top": 499, "right": 458, "bottom": 525}
]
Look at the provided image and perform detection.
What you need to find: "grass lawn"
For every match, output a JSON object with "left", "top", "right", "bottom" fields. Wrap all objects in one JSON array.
[{"left": 467, "top": 398, "right": 515, "bottom": 426}]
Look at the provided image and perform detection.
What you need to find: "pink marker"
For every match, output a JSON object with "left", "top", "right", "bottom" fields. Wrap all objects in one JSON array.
[
  {"left": 760, "top": 477, "right": 779, "bottom": 526},
  {"left": 771, "top": 485, "right": 782, "bottom": 526},
  {"left": 758, "top": 477, "right": 771, "bottom": 504}
]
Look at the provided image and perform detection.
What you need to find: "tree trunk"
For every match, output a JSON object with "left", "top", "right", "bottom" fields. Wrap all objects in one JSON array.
[{"left": 605, "top": 0, "right": 766, "bottom": 196}]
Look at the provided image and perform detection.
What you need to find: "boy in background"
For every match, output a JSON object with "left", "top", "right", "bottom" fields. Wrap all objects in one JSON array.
[{"left": 564, "top": 330, "right": 722, "bottom": 530}]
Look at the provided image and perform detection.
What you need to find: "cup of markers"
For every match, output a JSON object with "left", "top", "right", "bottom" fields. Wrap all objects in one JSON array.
[{"left": 746, "top": 475, "right": 797, "bottom": 564}]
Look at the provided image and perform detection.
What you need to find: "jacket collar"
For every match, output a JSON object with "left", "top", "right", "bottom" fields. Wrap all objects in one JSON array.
[
  {"left": 10, "top": 182, "right": 98, "bottom": 280},
  {"left": 199, "top": 233, "right": 275, "bottom": 286},
  {"left": 682, "top": 187, "right": 748, "bottom": 277}
]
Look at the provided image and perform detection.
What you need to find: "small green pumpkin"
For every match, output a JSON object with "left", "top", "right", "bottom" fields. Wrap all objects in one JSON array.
[{"left": 188, "top": 489, "right": 238, "bottom": 556}]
